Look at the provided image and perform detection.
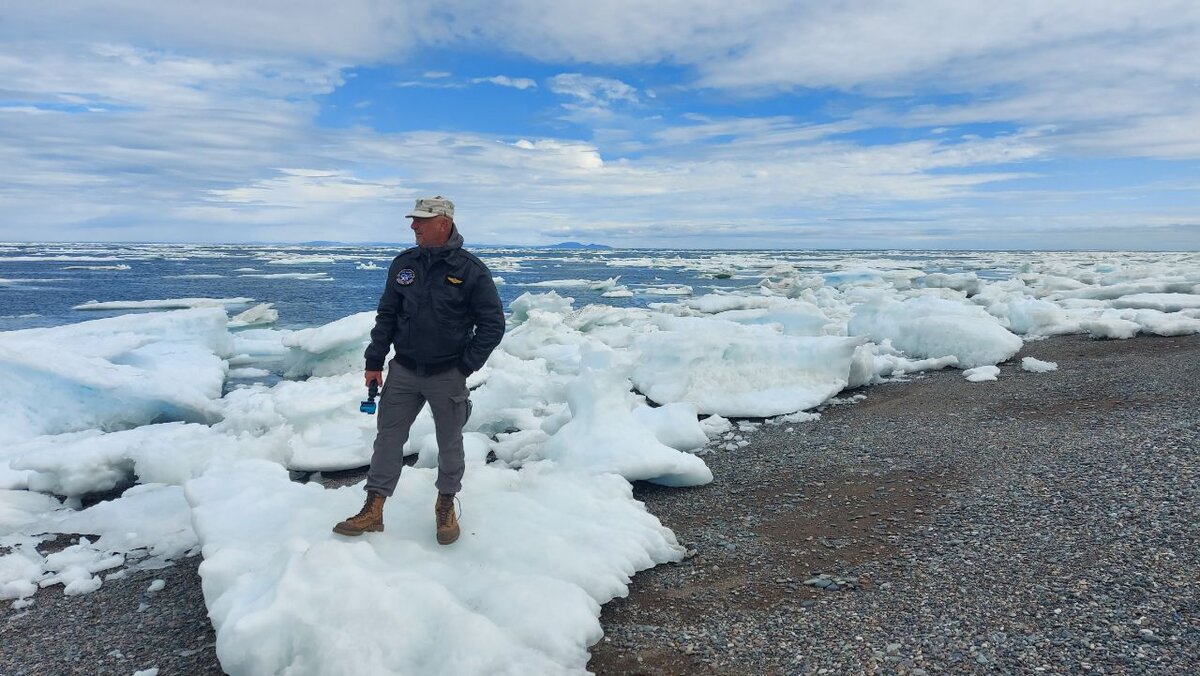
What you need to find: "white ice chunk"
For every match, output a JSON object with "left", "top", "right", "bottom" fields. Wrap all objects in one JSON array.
[
  {"left": 986, "top": 297, "right": 1078, "bottom": 336},
  {"left": 186, "top": 460, "right": 683, "bottom": 676},
  {"left": 525, "top": 276, "right": 621, "bottom": 291},
  {"left": 0, "top": 490, "right": 63, "bottom": 536},
  {"left": 216, "top": 373, "right": 376, "bottom": 472},
  {"left": 1126, "top": 309, "right": 1200, "bottom": 336},
  {"left": 1021, "top": 357, "right": 1058, "bottom": 373},
  {"left": 508, "top": 291, "right": 574, "bottom": 327},
  {"left": 44, "top": 484, "right": 198, "bottom": 566},
  {"left": 9, "top": 422, "right": 287, "bottom": 496},
  {"left": 639, "top": 285, "right": 693, "bottom": 296},
  {"left": 684, "top": 294, "right": 777, "bottom": 314},
  {"left": 1052, "top": 281, "right": 1196, "bottom": 301},
  {"left": 1109, "top": 292, "right": 1200, "bottom": 312},
  {"left": 264, "top": 255, "right": 336, "bottom": 265},
  {"left": 849, "top": 296, "right": 1022, "bottom": 368},
  {"left": 227, "top": 367, "right": 271, "bottom": 378},
  {"left": 228, "top": 303, "right": 278, "bottom": 328},
  {"left": 919, "top": 272, "right": 983, "bottom": 296},
  {"left": 631, "top": 402, "right": 709, "bottom": 452},
  {"left": 633, "top": 317, "right": 863, "bottom": 417},
  {"left": 280, "top": 312, "right": 374, "bottom": 378},
  {"left": 699, "top": 415, "right": 732, "bottom": 438},
  {"left": 963, "top": 365, "right": 1000, "bottom": 382},
  {"left": 847, "top": 342, "right": 959, "bottom": 387},
  {"left": 540, "top": 369, "right": 713, "bottom": 486},
  {"left": 73, "top": 298, "right": 253, "bottom": 311},
  {"left": 0, "top": 309, "right": 230, "bottom": 445},
  {"left": 1080, "top": 317, "right": 1140, "bottom": 339}
]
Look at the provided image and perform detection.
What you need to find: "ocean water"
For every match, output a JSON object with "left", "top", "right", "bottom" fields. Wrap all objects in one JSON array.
[{"left": 0, "top": 242, "right": 1038, "bottom": 332}]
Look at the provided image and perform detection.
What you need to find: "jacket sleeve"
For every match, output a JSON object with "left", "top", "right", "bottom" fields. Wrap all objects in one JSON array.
[
  {"left": 364, "top": 260, "right": 399, "bottom": 371},
  {"left": 459, "top": 264, "right": 505, "bottom": 374}
]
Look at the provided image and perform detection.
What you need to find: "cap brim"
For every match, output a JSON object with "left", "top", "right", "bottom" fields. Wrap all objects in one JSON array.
[{"left": 406, "top": 210, "right": 439, "bottom": 218}]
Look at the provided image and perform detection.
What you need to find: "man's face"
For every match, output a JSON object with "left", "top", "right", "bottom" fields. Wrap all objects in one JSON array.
[{"left": 411, "top": 215, "right": 451, "bottom": 246}]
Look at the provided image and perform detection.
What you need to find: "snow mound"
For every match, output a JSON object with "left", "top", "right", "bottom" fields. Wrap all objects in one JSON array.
[{"left": 186, "top": 460, "right": 683, "bottom": 676}]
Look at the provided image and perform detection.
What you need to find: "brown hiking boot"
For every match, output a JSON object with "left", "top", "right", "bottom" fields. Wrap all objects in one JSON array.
[
  {"left": 435, "top": 493, "right": 460, "bottom": 545},
  {"left": 333, "top": 492, "right": 386, "bottom": 536}
]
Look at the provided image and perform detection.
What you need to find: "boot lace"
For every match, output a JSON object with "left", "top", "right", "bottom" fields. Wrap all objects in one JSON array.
[
  {"left": 436, "top": 495, "right": 461, "bottom": 526},
  {"left": 354, "top": 493, "right": 382, "bottom": 520}
]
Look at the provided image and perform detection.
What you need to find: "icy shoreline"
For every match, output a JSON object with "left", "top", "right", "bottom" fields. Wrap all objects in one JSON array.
[
  {"left": 2, "top": 333, "right": 1196, "bottom": 675},
  {"left": 2, "top": 251, "right": 1198, "bottom": 673}
]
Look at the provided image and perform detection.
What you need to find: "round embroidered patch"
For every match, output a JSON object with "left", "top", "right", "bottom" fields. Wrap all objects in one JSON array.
[{"left": 396, "top": 268, "right": 416, "bottom": 285}]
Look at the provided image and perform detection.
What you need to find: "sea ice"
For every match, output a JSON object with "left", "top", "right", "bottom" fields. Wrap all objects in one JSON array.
[
  {"left": 537, "top": 368, "right": 713, "bottom": 486},
  {"left": 0, "top": 309, "right": 231, "bottom": 445},
  {"left": 186, "top": 460, "right": 683, "bottom": 676},
  {"left": 849, "top": 296, "right": 1023, "bottom": 368},
  {"left": 1022, "top": 357, "right": 1058, "bottom": 373},
  {"left": 633, "top": 316, "right": 864, "bottom": 417},
  {"left": 963, "top": 365, "right": 1000, "bottom": 382}
]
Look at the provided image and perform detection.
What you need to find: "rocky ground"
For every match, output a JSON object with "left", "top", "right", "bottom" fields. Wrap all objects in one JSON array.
[
  {"left": 589, "top": 334, "right": 1199, "bottom": 675},
  {"left": 1, "top": 334, "right": 1196, "bottom": 675}
]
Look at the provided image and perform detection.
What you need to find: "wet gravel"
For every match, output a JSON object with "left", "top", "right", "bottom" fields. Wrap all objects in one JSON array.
[{"left": 2, "top": 334, "right": 1196, "bottom": 675}]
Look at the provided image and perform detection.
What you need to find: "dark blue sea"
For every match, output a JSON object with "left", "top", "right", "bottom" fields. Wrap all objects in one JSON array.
[{"left": 0, "top": 243, "right": 1017, "bottom": 332}]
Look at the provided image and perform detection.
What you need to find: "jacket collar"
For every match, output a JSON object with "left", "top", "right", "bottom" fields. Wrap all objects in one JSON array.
[{"left": 418, "top": 224, "right": 464, "bottom": 261}]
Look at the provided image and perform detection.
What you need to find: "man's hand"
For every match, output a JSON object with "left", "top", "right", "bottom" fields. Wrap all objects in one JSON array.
[{"left": 365, "top": 370, "right": 383, "bottom": 388}]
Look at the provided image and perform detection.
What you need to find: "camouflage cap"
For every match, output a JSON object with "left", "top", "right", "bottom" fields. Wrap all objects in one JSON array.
[{"left": 406, "top": 196, "right": 454, "bottom": 219}]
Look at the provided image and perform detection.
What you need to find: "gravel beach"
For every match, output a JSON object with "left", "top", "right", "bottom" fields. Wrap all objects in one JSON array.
[{"left": 2, "top": 334, "right": 1196, "bottom": 675}]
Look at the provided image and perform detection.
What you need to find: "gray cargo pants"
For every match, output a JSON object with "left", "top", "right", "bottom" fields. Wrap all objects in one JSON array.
[{"left": 364, "top": 360, "right": 470, "bottom": 496}]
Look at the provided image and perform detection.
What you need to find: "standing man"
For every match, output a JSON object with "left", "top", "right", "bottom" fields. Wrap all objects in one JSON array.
[{"left": 334, "top": 196, "right": 505, "bottom": 545}]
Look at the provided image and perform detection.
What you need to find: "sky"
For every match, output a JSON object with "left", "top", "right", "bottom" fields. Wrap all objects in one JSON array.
[{"left": 1, "top": 1, "right": 1198, "bottom": 249}]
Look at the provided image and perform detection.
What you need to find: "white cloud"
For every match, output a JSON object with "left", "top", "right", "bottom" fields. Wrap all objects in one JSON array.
[
  {"left": 548, "top": 74, "right": 638, "bottom": 106},
  {"left": 472, "top": 75, "right": 537, "bottom": 90},
  {"left": 6, "top": 2, "right": 1198, "bottom": 156},
  {"left": 209, "top": 169, "right": 408, "bottom": 206},
  {"left": 1, "top": 3, "right": 1197, "bottom": 246}
]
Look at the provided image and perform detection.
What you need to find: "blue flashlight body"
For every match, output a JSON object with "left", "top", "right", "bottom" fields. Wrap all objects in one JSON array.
[{"left": 360, "top": 380, "right": 379, "bottom": 415}]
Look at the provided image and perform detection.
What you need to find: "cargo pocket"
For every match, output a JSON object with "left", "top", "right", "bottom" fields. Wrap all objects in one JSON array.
[{"left": 450, "top": 391, "right": 471, "bottom": 428}]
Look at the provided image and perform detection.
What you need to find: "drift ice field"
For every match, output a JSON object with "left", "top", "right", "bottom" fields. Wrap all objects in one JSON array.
[{"left": 1, "top": 243, "right": 1198, "bottom": 674}]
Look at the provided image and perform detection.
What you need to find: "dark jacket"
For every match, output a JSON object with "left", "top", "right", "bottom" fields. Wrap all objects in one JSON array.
[{"left": 364, "top": 225, "right": 505, "bottom": 375}]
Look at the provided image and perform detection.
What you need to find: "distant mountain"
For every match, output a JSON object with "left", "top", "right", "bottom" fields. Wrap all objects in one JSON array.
[{"left": 545, "top": 241, "right": 612, "bottom": 250}]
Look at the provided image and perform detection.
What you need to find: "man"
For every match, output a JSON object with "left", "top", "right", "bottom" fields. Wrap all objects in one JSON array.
[{"left": 333, "top": 196, "right": 505, "bottom": 545}]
